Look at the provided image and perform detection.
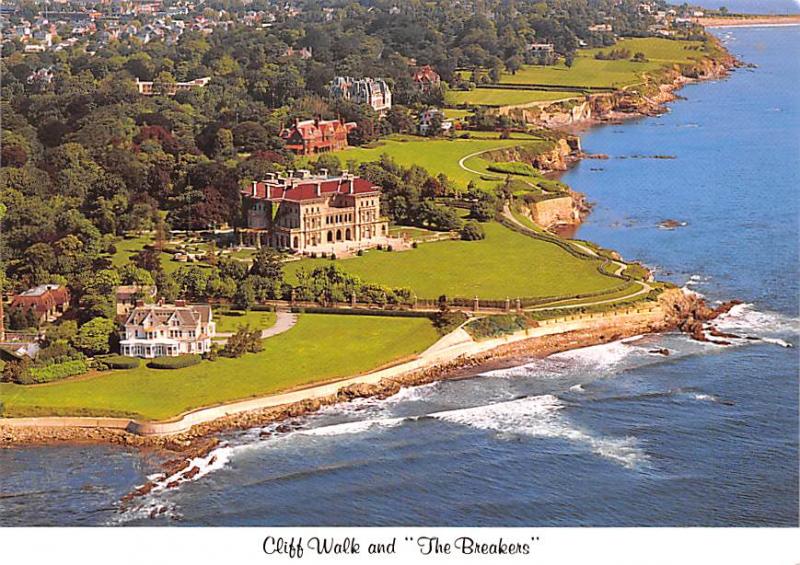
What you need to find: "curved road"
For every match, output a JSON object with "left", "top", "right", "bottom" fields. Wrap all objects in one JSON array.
[{"left": 214, "top": 310, "right": 298, "bottom": 344}]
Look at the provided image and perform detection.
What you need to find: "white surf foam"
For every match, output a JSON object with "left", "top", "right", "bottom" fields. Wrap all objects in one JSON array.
[
  {"left": 387, "top": 381, "right": 441, "bottom": 402},
  {"left": 430, "top": 395, "right": 647, "bottom": 469},
  {"left": 298, "top": 417, "right": 405, "bottom": 437},
  {"left": 714, "top": 303, "right": 799, "bottom": 338},
  {"left": 569, "top": 384, "right": 585, "bottom": 393},
  {"left": 549, "top": 339, "right": 647, "bottom": 371},
  {"left": 693, "top": 393, "right": 717, "bottom": 402}
]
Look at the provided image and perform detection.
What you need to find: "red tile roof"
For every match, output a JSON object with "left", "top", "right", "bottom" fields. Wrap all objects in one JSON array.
[
  {"left": 247, "top": 176, "right": 380, "bottom": 202},
  {"left": 412, "top": 65, "right": 440, "bottom": 83},
  {"left": 280, "top": 119, "right": 356, "bottom": 143},
  {"left": 10, "top": 285, "right": 70, "bottom": 316}
]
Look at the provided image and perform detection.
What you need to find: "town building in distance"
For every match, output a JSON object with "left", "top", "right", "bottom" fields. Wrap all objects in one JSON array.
[
  {"left": 329, "top": 76, "right": 392, "bottom": 115},
  {"left": 241, "top": 170, "right": 389, "bottom": 253},
  {"left": 280, "top": 118, "right": 356, "bottom": 155},
  {"left": 135, "top": 76, "right": 210, "bottom": 96}
]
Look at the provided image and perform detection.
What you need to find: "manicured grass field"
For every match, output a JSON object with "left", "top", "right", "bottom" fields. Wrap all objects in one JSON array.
[
  {"left": 443, "top": 108, "right": 473, "bottom": 120},
  {"left": 333, "top": 133, "right": 552, "bottom": 190},
  {"left": 497, "top": 38, "right": 706, "bottom": 89},
  {"left": 108, "top": 235, "right": 203, "bottom": 275},
  {"left": 445, "top": 88, "right": 579, "bottom": 107},
  {"left": 388, "top": 225, "right": 443, "bottom": 241},
  {"left": 214, "top": 310, "right": 277, "bottom": 333},
  {"left": 0, "top": 314, "right": 439, "bottom": 420},
  {"left": 285, "top": 222, "right": 621, "bottom": 300}
]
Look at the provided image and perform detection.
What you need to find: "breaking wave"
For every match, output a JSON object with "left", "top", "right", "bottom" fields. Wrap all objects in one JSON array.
[
  {"left": 429, "top": 395, "right": 647, "bottom": 469},
  {"left": 298, "top": 417, "right": 405, "bottom": 437},
  {"left": 714, "top": 303, "right": 799, "bottom": 342}
]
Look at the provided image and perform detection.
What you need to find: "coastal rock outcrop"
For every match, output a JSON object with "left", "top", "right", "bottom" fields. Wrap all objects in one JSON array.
[{"left": 658, "top": 289, "right": 742, "bottom": 343}]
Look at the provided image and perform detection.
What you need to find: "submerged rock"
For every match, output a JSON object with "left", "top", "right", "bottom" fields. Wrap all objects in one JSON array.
[{"left": 658, "top": 219, "right": 687, "bottom": 229}]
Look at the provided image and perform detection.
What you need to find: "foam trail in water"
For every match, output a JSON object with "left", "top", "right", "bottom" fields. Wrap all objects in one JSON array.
[
  {"left": 297, "top": 417, "right": 405, "bottom": 437},
  {"left": 430, "top": 395, "right": 647, "bottom": 469}
]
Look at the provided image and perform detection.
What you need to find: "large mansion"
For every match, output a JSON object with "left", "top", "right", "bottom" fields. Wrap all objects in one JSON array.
[
  {"left": 120, "top": 301, "right": 215, "bottom": 358},
  {"left": 241, "top": 170, "right": 388, "bottom": 253},
  {"left": 329, "top": 76, "right": 392, "bottom": 115},
  {"left": 280, "top": 118, "right": 356, "bottom": 155}
]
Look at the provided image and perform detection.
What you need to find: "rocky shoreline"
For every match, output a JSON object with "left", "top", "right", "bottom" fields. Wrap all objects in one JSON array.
[{"left": 0, "top": 36, "right": 750, "bottom": 505}]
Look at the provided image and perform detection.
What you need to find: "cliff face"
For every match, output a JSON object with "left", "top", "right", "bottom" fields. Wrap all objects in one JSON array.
[
  {"left": 528, "top": 195, "right": 579, "bottom": 227},
  {"left": 484, "top": 137, "right": 576, "bottom": 172},
  {"left": 511, "top": 44, "right": 738, "bottom": 129}
]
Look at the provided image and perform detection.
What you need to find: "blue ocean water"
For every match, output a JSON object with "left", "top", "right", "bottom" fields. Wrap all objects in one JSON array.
[{"left": 1, "top": 27, "right": 798, "bottom": 527}]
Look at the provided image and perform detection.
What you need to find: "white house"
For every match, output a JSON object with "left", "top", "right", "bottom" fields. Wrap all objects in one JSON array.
[{"left": 119, "top": 301, "right": 215, "bottom": 358}]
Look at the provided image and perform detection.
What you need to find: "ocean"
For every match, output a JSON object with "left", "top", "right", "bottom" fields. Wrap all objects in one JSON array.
[{"left": 1, "top": 26, "right": 798, "bottom": 527}]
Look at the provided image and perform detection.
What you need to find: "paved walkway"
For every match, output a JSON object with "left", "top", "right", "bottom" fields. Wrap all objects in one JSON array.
[
  {"left": 0, "top": 304, "right": 665, "bottom": 437},
  {"left": 214, "top": 310, "right": 298, "bottom": 345},
  {"left": 500, "top": 205, "right": 652, "bottom": 311}
]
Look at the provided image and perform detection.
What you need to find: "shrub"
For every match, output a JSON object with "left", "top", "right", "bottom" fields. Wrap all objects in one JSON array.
[
  {"left": 330, "top": 253, "right": 337, "bottom": 260},
  {"left": 223, "top": 326, "right": 262, "bottom": 358},
  {"left": 465, "top": 314, "right": 530, "bottom": 340},
  {"left": 148, "top": 355, "right": 202, "bottom": 369},
  {"left": 432, "top": 310, "right": 469, "bottom": 335},
  {"left": 2, "top": 357, "right": 32, "bottom": 384},
  {"left": 412, "top": 241, "right": 418, "bottom": 248},
  {"left": 29, "top": 359, "right": 89, "bottom": 383},
  {"left": 386, "top": 245, "right": 393, "bottom": 252},
  {"left": 101, "top": 355, "right": 141, "bottom": 370},
  {"left": 460, "top": 221, "right": 486, "bottom": 241},
  {"left": 357, "top": 249, "right": 364, "bottom": 256},
  {"left": 486, "top": 161, "right": 537, "bottom": 177}
]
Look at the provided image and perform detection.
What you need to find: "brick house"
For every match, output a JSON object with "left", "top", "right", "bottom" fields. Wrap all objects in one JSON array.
[
  {"left": 280, "top": 118, "right": 356, "bottom": 155},
  {"left": 119, "top": 301, "right": 215, "bottom": 358},
  {"left": 241, "top": 170, "right": 388, "bottom": 252},
  {"left": 9, "top": 284, "right": 70, "bottom": 324},
  {"left": 412, "top": 65, "right": 441, "bottom": 91}
]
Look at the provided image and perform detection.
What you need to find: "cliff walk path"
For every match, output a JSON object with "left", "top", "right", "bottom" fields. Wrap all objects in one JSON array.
[
  {"left": 500, "top": 205, "right": 652, "bottom": 310},
  {"left": 458, "top": 149, "right": 560, "bottom": 195},
  {"left": 214, "top": 309, "right": 298, "bottom": 345},
  {"left": 0, "top": 303, "right": 665, "bottom": 437}
]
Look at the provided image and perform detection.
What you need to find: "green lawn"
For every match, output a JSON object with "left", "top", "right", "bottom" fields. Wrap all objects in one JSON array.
[
  {"left": 443, "top": 108, "right": 473, "bottom": 120},
  {"left": 108, "top": 235, "right": 205, "bottom": 275},
  {"left": 285, "top": 222, "right": 621, "bottom": 300},
  {"left": 214, "top": 310, "right": 277, "bottom": 333},
  {"left": 333, "top": 133, "right": 552, "bottom": 191},
  {"left": 497, "top": 38, "right": 707, "bottom": 89},
  {"left": 0, "top": 314, "right": 439, "bottom": 420},
  {"left": 445, "top": 88, "right": 579, "bottom": 107},
  {"left": 388, "top": 225, "right": 444, "bottom": 241}
]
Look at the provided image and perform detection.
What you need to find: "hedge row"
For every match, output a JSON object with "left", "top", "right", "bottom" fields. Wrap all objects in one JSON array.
[
  {"left": 29, "top": 359, "right": 89, "bottom": 384},
  {"left": 290, "top": 306, "right": 434, "bottom": 319},
  {"left": 98, "top": 355, "right": 141, "bottom": 370},
  {"left": 487, "top": 161, "right": 538, "bottom": 177},
  {"left": 147, "top": 355, "right": 202, "bottom": 370}
]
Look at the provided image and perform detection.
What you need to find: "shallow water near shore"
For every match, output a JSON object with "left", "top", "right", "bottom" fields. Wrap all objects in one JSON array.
[{"left": 1, "top": 27, "right": 798, "bottom": 527}]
